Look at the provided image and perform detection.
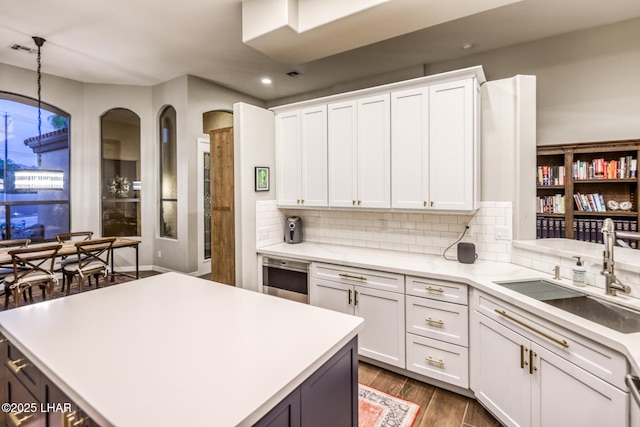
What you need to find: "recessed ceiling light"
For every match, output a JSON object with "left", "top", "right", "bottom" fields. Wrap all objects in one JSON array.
[
  {"left": 462, "top": 43, "right": 474, "bottom": 50},
  {"left": 261, "top": 78, "right": 272, "bottom": 85}
]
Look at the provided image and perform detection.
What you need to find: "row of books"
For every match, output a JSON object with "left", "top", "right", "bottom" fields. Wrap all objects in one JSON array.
[
  {"left": 573, "top": 156, "right": 638, "bottom": 180},
  {"left": 536, "top": 217, "right": 638, "bottom": 248},
  {"left": 573, "top": 193, "right": 606, "bottom": 212},
  {"left": 536, "top": 194, "right": 565, "bottom": 214},
  {"left": 536, "top": 165, "right": 566, "bottom": 186}
]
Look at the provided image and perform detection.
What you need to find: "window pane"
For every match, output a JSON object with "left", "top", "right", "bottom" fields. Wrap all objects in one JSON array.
[
  {"left": 160, "top": 106, "right": 177, "bottom": 238},
  {"left": 0, "top": 92, "right": 70, "bottom": 241},
  {"left": 101, "top": 108, "right": 141, "bottom": 237},
  {"left": 161, "top": 200, "right": 177, "bottom": 239}
]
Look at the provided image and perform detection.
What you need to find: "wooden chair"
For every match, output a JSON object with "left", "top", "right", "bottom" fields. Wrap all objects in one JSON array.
[
  {"left": 0, "top": 239, "right": 31, "bottom": 308},
  {"left": 55, "top": 231, "right": 94, "bottom": 292},
  {"left": 4, "top": 243, "right": 62, "bottom": 309},
  {"left": 61, "top": 237, "right": 116, "bottom": 295}
]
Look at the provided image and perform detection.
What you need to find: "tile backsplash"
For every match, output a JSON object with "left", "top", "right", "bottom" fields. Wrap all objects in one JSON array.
[{"left": 256, "top": 200, "right": 513, "bottom": 262}]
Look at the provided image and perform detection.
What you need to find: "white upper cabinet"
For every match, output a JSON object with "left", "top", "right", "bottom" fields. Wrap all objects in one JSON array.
[
  {"left": 276, "top": 106, "right": 327, "bottom": 207},
  {"left": 327, "top": 100, "right": 358, "bottom": 207},
  {"left": 274, "top": 66, "right": 484, "bottom": 211},
  {"left": 328, "top": 94, "right": 390, "bottom": 208},
  {"left": 391, "top": 87, "right": 429, "bottom": 209},
  {"left": 356, "top": 94, "right": 391, "bottom": 209},
  {"left": 428, "top": 78, "right": 478, "bottom": 211}
]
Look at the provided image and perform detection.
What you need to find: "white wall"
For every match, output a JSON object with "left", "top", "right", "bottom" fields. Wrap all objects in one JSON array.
[
  {"left": 234, "top": 103, "right": 276, "bottom": 291},
  {"left": 427, "top": 18, "right": 640, "bottom": 145},
  {"left": 481, "top": 75, "right": 537, "bottom": 240}
]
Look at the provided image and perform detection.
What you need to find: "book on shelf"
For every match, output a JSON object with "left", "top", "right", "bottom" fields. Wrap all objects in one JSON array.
[
  {"left": 536, "top": 194, "right": 565, "bottom": 214},
  {"left": 572, "top": 156, "right": 637, "bottom": 180},
  {"left": 573, "top": 193, "right": 607, "bottom": 212},
  {"left": 536, "top": 216, "right": 567, "bottom": 239},
  {"left": 536, "top": 165, "right": 565, "bottom": 185}
]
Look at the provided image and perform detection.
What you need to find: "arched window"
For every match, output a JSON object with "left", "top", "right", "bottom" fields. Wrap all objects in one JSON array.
[
  {"left": 0, "top": 91, "right": 70, "bottom": 241},
  {"left": 159, "top": 106, "right": 177, "bottom": 239},
  {"left": 101, "top": 108, "right": 141, "bottom": 237}
]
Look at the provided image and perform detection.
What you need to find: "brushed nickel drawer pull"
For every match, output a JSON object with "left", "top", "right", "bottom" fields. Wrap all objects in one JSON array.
[
  {"left": 339, "top": 273, "right": 367, "bottom": 281},
  {"left": 9, "top": 411, "right": 35, "bottom": 427},
  {"left": 7, "top": 358, "right": 29, "bottom": 374},
  {"left": 425, "top": 286, "right": 444, "bottom": 293},
  {"left": 426, "top": 356, "right": 445, "bottom": 366},
  {"left": 495, "top": 309, "right": 569, "bottom": 348},
  {"left": 426, "top": 317, "right": 444, "bottom": 326}
]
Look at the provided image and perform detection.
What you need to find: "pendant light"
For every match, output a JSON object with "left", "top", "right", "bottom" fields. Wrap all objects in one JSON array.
[{"left": 15, "top": 36, "right": 64, "bottom": 191}]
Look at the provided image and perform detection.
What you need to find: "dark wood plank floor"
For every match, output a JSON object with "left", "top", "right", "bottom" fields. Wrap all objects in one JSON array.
[{"left": 359, "top": 362, "right": 502, "bottom": 427}]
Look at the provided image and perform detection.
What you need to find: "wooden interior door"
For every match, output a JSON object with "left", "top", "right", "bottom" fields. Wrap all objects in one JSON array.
[{"left": 210, "top": 127, "right": 235, "bottom": 285}]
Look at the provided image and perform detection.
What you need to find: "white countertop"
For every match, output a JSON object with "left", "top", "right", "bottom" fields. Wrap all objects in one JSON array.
[
  {"left": 0, "top": 272, "right": 363, "bottom": 427},
  {"left": 258, "top": 242, "right": 640, "bottom": 378}
]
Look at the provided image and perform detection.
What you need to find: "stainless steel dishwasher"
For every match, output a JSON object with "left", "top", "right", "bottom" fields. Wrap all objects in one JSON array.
[{"left": 262, "top": 257, "right": 309, "bottom": 304}]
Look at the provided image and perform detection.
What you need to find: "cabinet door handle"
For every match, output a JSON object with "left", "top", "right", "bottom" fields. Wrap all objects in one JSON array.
[
  {"left": 354, "top": 290, "right": 359, "bottom": 306},
  {"left": 424, "top": 201, "right": 427, "bottom": 207},
  {"left": 352, "top": 200, "right": 356, "bottom": 206},
  {"left": 495, "top": 309, "right": 569, "bottom": 348},
  {"left": 430, "top": 201, "right": 434, "bottom": 207},
  {"left": 520, "top": 345, "right": 529, "bottom": 369},
  {"left": 348, "top": 289, "right": 352, "bottom": 305},
  {"left": 625, "top": 375, "right": 640, "bottom": 407},
  {"left": 7, "top": 358, "right": 29, "bottom": 374},
  {"left": 530, "top": 350, "right": 537, "bottom": 375},
  {"left": 300, "top": 199, "right": 304, "bottom": 204},
  {"left": 357, "top": 200, "right": 361, "bottom": 206},
  {"left": 9, "top": 411, "right": 35, "bottom": 427},
  {"left": 425, "top": 286, "right": 444, "bottom": 293},
  {"left": 339, "top": 273, "right": 367, "bottom": 281},
  {"left": 426, "top": 317, "right": 444, "bottom": 326},
  {"left": 426, "top": 356, "right": 445, "bottom": 367}
]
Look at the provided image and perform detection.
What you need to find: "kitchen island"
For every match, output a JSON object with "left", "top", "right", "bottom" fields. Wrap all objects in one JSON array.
[{"left": 0, "top": 272, "right": 363, "bottom": 426}]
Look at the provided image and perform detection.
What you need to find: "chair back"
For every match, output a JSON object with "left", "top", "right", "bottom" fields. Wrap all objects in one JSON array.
[
  {"left": 0, "top": 239, "right": 31, "bottom": 250},
  {"left": 56, "top": 231, "right": 94, "bottom": 243},
  {"left": 74, "top": 237, "right": 116, "bottom": 270},
  {"left": 8, "top": 244, "right": 62, "bottom": 284}
]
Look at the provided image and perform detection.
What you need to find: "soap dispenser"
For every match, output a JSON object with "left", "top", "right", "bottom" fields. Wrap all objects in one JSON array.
[{"left": 572, "top": 256, "right": 586, "bottom": 287}]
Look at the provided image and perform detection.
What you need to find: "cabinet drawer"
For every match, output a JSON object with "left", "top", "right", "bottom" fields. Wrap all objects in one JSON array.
[
  {"left": 406, "top": 333, "right": 469, "bottom": 389},
  {"left": 406, "top": 295, "right": 468, "bottom": 346},
  {"left": 406, "top": 276, "right": 467, "bottom": 304},
  {"left": 312, "top": 263, "right": 404, "bottom": 293},
  {"left": 5, "top": 342, "right": 44, "bottom": 402},
  {"left": 5, "top": 367, "right": 46, "bottom": 427},
  {"left": 472, "top": 289, "right": 628, "bottom": 390}
]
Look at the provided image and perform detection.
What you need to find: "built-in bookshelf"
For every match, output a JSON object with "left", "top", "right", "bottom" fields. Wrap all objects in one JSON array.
[{"left": 536, "top": 139, "right": 639, "bottom": 247}]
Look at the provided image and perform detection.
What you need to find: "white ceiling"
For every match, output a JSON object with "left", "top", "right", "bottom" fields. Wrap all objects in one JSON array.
[{"left": 1, "top": 0, "right": 640, "bottom": 102}]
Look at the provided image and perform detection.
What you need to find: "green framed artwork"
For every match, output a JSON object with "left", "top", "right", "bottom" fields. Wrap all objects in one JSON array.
[{"left": 255, "top": 167, "right": 269, "bottom": 191}]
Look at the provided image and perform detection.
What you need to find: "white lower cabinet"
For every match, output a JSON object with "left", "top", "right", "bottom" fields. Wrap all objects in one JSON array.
[
  {"left": 405, "top": 277, "right": 469, "bottom": 388},
  {"left": 311, "top": 264, "right": 405, "bottom": 368},
  {"left": 471, "top": 290, "right": 629, "bottom": 427}
]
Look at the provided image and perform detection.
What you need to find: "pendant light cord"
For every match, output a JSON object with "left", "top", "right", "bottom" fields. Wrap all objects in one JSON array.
[{"left": 32, "top": 36, "right": 45, "bottom": 166}]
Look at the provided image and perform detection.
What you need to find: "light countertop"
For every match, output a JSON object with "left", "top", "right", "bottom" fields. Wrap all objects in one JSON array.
[
  {"left": 258, "top": 242, "right": 640, "bottom": 378},
  {"left": 0, "top": 272, "right": 363, "bottom": 427}
]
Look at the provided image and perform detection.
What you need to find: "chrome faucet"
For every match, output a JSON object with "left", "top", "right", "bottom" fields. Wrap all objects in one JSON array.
[{"left": 601, "top": 218, "right": 638, "bottom": 296}]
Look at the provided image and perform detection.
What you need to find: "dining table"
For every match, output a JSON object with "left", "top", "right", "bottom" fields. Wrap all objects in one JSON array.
[{"left": 0, "top": 237, "right": 141, "bottom": 280}]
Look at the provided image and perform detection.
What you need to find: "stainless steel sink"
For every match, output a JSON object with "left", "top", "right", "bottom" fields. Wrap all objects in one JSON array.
[
  {"left": 495, "top": 279, "right": 586, "bottom": 301},
  {"left": 495, "top": 279, "right": 640, "bottom": 334},
  {"left": 544, "top": 296, "right": 640, "bottom": 334}
]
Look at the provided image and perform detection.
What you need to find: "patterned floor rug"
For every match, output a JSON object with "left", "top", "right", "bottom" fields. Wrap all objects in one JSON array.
[{"left": 359, "top": 383, "right": 420, "bottom": 427}]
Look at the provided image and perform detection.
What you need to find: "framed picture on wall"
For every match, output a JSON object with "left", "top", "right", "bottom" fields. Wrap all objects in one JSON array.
[{"left": 255, "top": 167, "right": 269, "bottom": 192}]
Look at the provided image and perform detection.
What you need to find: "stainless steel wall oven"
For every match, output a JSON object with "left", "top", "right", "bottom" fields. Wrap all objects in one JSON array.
[{"left": 262, "top": 257, "right": 309, "bottom": 304}]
